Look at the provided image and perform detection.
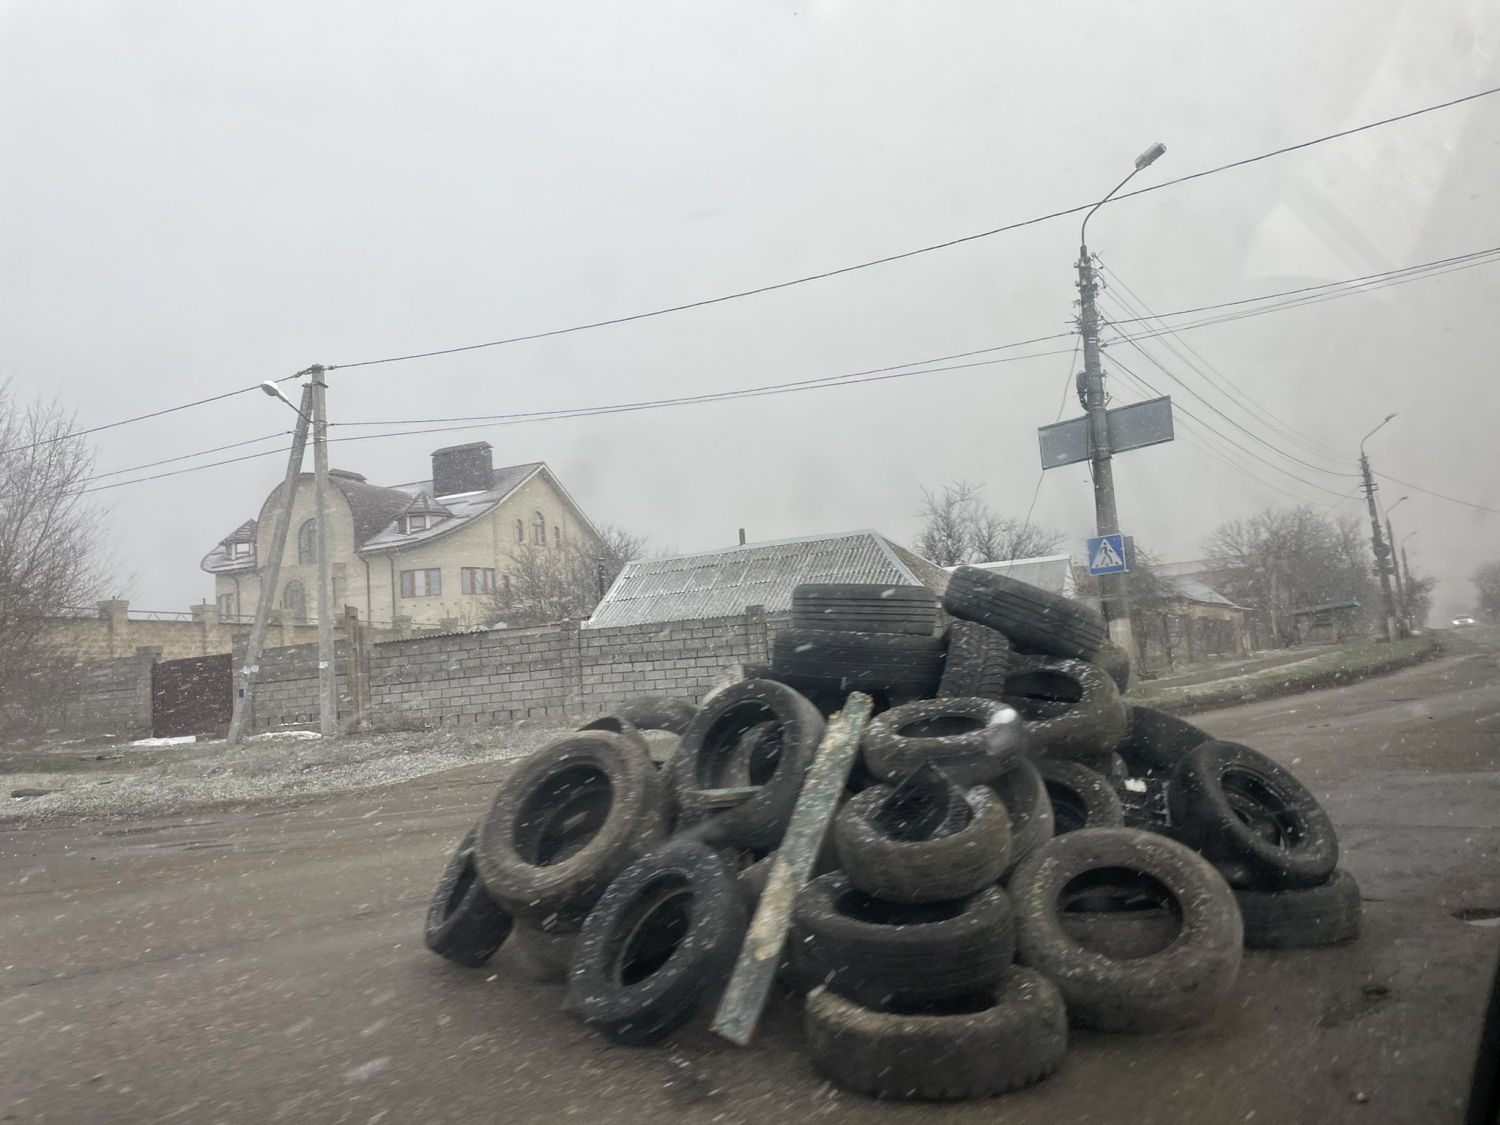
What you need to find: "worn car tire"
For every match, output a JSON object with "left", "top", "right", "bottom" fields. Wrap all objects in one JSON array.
[
  {"left": 425, "top": 826, "right": 514, "bottom": 967},
  {"left": 1011, "top": 827, "right": 1243, "bottom": 1033},
  {"left": 771, "top": 629, "right": 946, "bottom": 697},
  {"left": 1096, "top": 640, "right": 1133, "bottom": 694},
  {"left": 475, "top": 731, "right": 668, "bottom": 929},
  {"left": 1001, "top": 656, "right": 1128, "bottom": 760},
  {"left": 937, "top": 620, "right": 1015, "bottom": 700},
  {"left": 805, "top": 968, "right": 1067, "bottom": 1101},
  {"left": 943, "top": 564, "right": 1107, "bottom": 661},
  {"left": 1116, "top": 705, "right": 1213, "bottom": 775},
  {"left": 1036, "top": 760, "right": 1125, "bottom": 834},
  {"left": 1169, "top": 740, "right": 1339, "bottom": 891},
  {"left": 576, "top": 713, "right": 650, "bottom": 752},
  {"left": 566, "top": 839, "right": 750, "bottom": 1046},
  {"left": 1074, "top": 749, "right": 1130, "bottom": 781},
  {"left": 789, "top": 872, "right": 1015, "bottom": 1008},
  {"left": 991, "top": 759, "right": 1055, "bottom": 879},
  {"left": 861, "top": 697, "right": 1027, "bottom": 785},
  {"left": 507, "top": 919, "right": 579, "bottom": 984},
  {"left": 1235, "top": 868, "right": 1361, "bottom": 948},
  {"left": 791, "top": 583, "right": 939, "bottom": 636},
  {"left": 670, "top": 679, "right": 825, "bottom": 850},
  {"left": 833, "top": 784, "right": 1012, "bottom": 903},
  {"left": 616, "top": 696, "right": 698, "bottom": 736}
]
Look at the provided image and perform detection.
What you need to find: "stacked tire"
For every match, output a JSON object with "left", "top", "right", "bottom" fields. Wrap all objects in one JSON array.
[{"left": 420, "top": 573, "right": 1357, "bottom": 1102}]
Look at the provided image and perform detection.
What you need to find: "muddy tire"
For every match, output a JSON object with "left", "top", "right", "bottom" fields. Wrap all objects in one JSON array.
[
  {"left": 475, "top": 731, "right": 668, "bottom": 929},
  {"left": 566, "top": 839, "right": 749, "bottom": 1046},
  {"left": 938, "top": 620, "right": 1014, "bottom": 700},
  {"left": 1116, "top": 706, "right": 1213, "bottom": 775},
  {"left": 425, "top": 826, "right": 513, "bottom": 967},
  {"left": 788, "top": 872, "right": 1015, "bottom": 1008},
  {"left": 1011, "top": 827, "right": 1242, "bottom": 1033},
  {"left": 861, "top": 697, "right": 1027, "bottom": 785},
  {"left": 991, "top": 759, "right": 1054, "bottom": 879},
  {"left": 833, "top": 784, "right": 1012, "bottom": 903},
  {"left": 1001, "top": 657, "right": 1128, "bottom": 760},
  {"left": 508, "top": 920, "right": 579, "bottom": 983},
  {"left": 791, "top": 583, "right": 938, "bottom": 636},
  {"left": 1036, "top": 760, "right": 1125, "bottom": 834},
  {"left": 1169, "top": 740, "right": 1338, "bottom": 890},
  {"left": 943, "top": 564, "right": 1106, "bottom": 661},
  {"left": 616, "top": 696, "right": 698, "bottom": 736},
  {"left": 1235, "top": 868, "right": 1361, "bottom": 948},
  {"left": 771, "top": 629, "right": 946, "bottom": 697},
  {"left": 670, "top": 679, "right": 825, "bottom": 850},
  {"left": 805, "top": 968, "right": 1067, "bottom": 1100},
  {"left": 576, "top": 714, "right": 650, "bottom": 752}
]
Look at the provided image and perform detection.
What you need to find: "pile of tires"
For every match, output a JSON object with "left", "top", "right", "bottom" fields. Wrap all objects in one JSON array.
[{"left": 420, "top": 574, "right": 1357, "bottom": 1103}]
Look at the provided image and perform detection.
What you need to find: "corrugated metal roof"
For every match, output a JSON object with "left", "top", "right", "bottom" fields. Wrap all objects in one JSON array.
[
  {"left": 585, "top": 530, "right": 937, "bottom": 628},
  {"left": 1168, "top": 575, "right": 1242, "bottom": 608}
]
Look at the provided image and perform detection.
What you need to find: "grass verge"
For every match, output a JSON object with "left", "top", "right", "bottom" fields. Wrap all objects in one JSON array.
[{"left": 1125, "top": 634, "right": 1444, "bottom": 715}]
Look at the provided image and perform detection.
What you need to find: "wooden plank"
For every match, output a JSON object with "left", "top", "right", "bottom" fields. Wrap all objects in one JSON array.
[
  {"left": 710, "top": 692, "right": 873, "bottom": 1046},
  {"left": 679, "top": 786, "right": 761, "bottom": 811}
]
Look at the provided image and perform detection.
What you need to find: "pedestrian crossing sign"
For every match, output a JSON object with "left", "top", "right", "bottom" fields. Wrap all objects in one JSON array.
[{"left": 1087, "top": 533, "right": 1128, "bottom": 575}]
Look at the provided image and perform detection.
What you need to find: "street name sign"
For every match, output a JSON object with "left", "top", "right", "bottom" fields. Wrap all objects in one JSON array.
[{"left": 1038, "top": 395, "right": 1175, "bottom": 470}]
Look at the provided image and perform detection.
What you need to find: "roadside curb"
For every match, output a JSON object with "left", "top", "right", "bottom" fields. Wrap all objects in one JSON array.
[{"left": 1131, "top": 637, "right": 1445, "bottom": 716}]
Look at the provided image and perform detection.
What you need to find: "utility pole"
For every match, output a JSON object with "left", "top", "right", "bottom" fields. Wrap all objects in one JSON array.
[
  {"left": 1358, "top": 448, "right": 1399, "bottom": 642},
  {"left": 1074, "top": 143, "right": 1163, "bottom": 655},
  {"left": 310, "top": 364, "right": 338, "bottom": 737},
  {"left": 1401, "top": 541, "right": 1415, "bottom": 632},
  {"left": 227, "top": 381, "right": 315, "bottom": 744},
  {"left": 1385, "top": 515, "right": 1406, "bottom": 637}
]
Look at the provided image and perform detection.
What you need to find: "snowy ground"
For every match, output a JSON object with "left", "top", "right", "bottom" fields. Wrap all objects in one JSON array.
[{"left": 0, "top": 721, "right": 578, "bottom": 825}]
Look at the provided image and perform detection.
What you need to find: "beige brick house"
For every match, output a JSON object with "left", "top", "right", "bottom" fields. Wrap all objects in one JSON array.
[{"left": 202, "top": 442, "right": 604, "bottom": 629}]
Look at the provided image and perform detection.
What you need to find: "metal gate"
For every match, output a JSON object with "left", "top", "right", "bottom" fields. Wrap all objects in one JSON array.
[{"left": 151, "top": 653, "right": 233, "bottom": 738}]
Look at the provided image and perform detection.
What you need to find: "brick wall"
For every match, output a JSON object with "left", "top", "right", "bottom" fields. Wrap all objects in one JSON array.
[
  {"left": 231, "top": 638, "right": 355, "bottom": 732},
  {"left": 59, "top": 652, "right": 157, "bottom": 739}
]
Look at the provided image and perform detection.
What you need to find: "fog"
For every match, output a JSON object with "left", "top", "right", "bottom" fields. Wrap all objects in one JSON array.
[{"left": 0, "top": 0, "right": 1495, "bottom": 618}]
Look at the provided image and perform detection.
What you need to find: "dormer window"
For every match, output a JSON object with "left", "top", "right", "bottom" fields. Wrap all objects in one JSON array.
[
  {"left": 404, "top": 514, "right": 429, "bottom": 534},
  {"left": 231, "top": 541, "right": 252, "bottom": 559}
]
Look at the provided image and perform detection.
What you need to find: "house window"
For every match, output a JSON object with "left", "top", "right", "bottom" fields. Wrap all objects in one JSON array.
[
  {"left": 282, "top": 580, "right": 307, "bottom": 620},
  {"left": 231, "top": 541, "right": 251, "bottom": 559},
  {"left": 461, "top": 567, "right": 496, "bottom": 595},
  {"left": 515, "top": 518, "right": 524, "bottom": 543},
  {"left": 404, "top": 514, "right": 429, "bottom": 534},
  {"left": 502, "top": 574, "right": 511, "bottom": 597},
  {"left": 400, "top": 568, "right": 442, "bottom": 598},
  {"left": 297, "top": 519, "right": 317, "bottom": 564},
  {"left": 553, "top": 525, "right": 561, "bottom": 546},
  {"left": 217, "top": 592, "right": 236, "bottom": 620},
  {"left": 531, "top": 511, "right": 546, "bottom": 545}
]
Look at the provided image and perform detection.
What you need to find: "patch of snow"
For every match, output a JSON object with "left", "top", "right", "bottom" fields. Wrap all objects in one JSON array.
[{"left": 130, "top": 736, "right": 197, "bottom": 747}]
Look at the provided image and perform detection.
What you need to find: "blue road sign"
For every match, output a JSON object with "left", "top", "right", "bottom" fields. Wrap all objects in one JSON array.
[{"left": 1087, "top": 534, "right": 1128, "bottom": 575}]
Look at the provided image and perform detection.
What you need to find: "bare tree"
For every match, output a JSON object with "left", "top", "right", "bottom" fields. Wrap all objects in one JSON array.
[
  {"left": 485, "top": 523, "right": 648, "bottom": 628},
  {"left": 0, "top": 387, "right": 107, "bottom": 719},
  {"left": 1472, "top": 561, "right": 1500, "bottom": 623},
  {"left": 915, "top": 482, "right": 1063, "bottom": 567}
]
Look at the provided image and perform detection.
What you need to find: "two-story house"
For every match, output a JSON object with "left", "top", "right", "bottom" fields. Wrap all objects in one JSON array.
[{"left": 201, "top": 442, "right": 603, "bottom": 628}]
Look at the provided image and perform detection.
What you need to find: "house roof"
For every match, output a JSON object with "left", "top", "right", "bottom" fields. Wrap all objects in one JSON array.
[
  {"left": 327, "top": 474, "right": 418, "bottom": 548},
  {"left": 402, "top": 491, "right": 453, "bottom": 519},
  {"left": 200, "top": 519, "right": 259, "bottom": 574},
  {"left": 360, "top": 462, "right": 544, "bottom": 552},
  {"left": 1168, "top": 575, "right": 1242, "bottom": 608},
  {"left": 948, "top": 554, "right": 1077, "bottom": 597},
  {"left": 585, "top": 530, "right": 941, "bottom": 629}
]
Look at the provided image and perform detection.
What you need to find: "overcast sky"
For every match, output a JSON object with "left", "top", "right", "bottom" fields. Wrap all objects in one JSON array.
[{"left": 1, "top": 1, "right": 1496, "bottom": 618}]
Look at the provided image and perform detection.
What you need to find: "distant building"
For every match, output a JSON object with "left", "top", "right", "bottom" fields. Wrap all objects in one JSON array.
[
  {"left": 585, "top": 530, "right": 947, "bottom": 629},
  {"left": 202, "top": 442, "right": 603, "bottom": 629}
]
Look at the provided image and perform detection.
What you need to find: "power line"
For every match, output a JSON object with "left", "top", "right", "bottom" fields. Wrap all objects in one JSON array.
[
  {"left": 1375, "top": 472, "right": 1500, "bottom": 516},
  {"left": 85, "top": 432, "right": 289, "bottom": 482},
  {"left": 326, "top": 85, "right": 1500, "bottom": 372},
  {"left": 1017, "top": 340, "right": 1082, "bottom": 550},
  {"left": 0, "top": 384, "right": 264, "bottom": 458}
]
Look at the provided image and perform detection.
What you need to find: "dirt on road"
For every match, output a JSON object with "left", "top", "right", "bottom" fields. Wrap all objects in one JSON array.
[{"left": 3, "top": 641, "right": 1499, "bottom": 1125}]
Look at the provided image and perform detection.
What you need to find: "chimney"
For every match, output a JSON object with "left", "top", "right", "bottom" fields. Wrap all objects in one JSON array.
[{"left": 431, "top": 442, "right": 493, "bottom": 497}]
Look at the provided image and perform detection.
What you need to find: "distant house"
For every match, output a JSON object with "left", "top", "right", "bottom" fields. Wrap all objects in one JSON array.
[
  {"left": 202, "top": 442, "right": 603, "bottom": 629},
  {"left": 951, "top": 554, "right": 1081, "bottom": 598},
  {"left": 585, "top": 530, "right": 948, "bottom": 629}
]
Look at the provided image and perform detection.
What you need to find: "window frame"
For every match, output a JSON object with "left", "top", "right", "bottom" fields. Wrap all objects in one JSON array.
[
  {"left": 282, "top": 579, "right": 307, "bottom": 620},
  {"left": 231, "top": 541, "right": 252, "bottom": 559},
  {"left": 400, "top": 568, "right": 442, "bottom": 598},
  {"left": 297, "top": 518, "right": 317, "bottom": 565},
  {"left": 461, "top": 567, "right": 496, "bottom": 596},
  {"left": 405, "top": 514, "right": 429, "bottom": 534},
  {"left": 531, "top": 511, "right": 546, "bottom": 546}
]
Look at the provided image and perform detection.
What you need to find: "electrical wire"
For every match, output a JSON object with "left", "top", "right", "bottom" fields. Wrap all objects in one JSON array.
[
  {"left": 1375, "top": 472, "right": 1500, "bottom": 516},
  {"left": 325, "top": 85, "right": 1500, "bottom": 372},
  {"left": 85, "top": 432, "right": 290, "bottom": 482},
  {"left": 1015, "top": 340, "right": 1081, "bottom": 555},
  {"left": 0, "top": 384, "right": 265, "bottom": 458}
]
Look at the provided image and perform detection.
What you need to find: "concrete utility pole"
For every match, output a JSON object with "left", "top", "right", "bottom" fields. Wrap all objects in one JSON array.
[
  {"left": 1401, "top": 536, "right": 1417, "bottom": 632},
  {"left": 1076, "top": 142, "right": 1165, "bottom": 655},
  {"left": 227, "top": 380, "right": 315, "bottom": 744},
  {"left": 1385, "top": 515, "right": 1405, "bottom": 635},
  {"left": 1358, "top": 414, "right": 1400, "bottom": 643},
  {"left": 310, "top": 365, "right": 338, "bottom": 737}
]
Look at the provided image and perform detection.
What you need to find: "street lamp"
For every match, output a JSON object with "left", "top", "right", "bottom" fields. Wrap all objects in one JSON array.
[
  {"left": 1359, "top": 412, "right": 1396, "bottom": 456},
  {"left": 261, "top": 380, "right": 311, "bottom": 422},
  {"left": 1076, "top": 141, "right": 1167, "bottom": 656}
]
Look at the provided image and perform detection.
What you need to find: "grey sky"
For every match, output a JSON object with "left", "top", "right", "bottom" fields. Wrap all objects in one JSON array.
[{"left": 1, "top": 1, "right": 1496, "bottom": 617}]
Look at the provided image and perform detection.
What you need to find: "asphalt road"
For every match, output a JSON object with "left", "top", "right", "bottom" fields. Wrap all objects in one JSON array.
[{"left": 4, "top": 630, "right": 1499, "bottom": 1125}]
